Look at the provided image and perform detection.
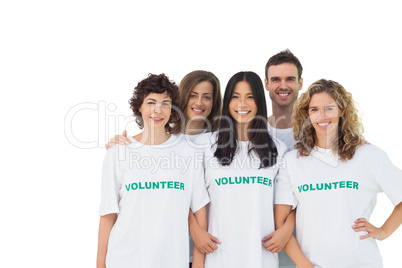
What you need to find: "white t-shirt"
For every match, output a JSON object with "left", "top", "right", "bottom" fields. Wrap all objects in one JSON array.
[
  {"left": 196, "top": 132, "right": 287, "bottom": 268},
  {"left": 268, "top": 123, "right": 296, "bottom": 150},
  {"left": 275, "top": 145, "right": 402, "bottom": 268},
  {"left": 99, "top": 134, "right": 210, "bottom": 268}
]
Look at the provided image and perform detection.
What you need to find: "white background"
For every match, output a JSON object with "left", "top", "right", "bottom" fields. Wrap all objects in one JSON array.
[{"left": 1, "top": 0, "right": 402, "bottom": 267}]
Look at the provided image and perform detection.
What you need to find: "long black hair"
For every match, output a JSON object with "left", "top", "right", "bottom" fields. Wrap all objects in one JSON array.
[{"left": 214, "top": 71, "right": 278, "bottom": 168}]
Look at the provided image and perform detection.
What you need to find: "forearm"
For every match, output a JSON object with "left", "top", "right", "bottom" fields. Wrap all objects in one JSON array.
[
  {"left": 283, "top": 236, "right": 313, "bottom": 268},
  {"left": 192, "top": 207, "right": 207, "bottom": 266},
  {"left": 189, "top": 209, "right": 201, "bottom": 238},
  {"left": 281, "top": 209, "right": 296, "bottom": 233},
  {"left": 382, "top": 202, "right": 402, "bottom": 238},
  {"left": 97, "top": 214, "right": 117, "bottom": 267},
  {"left": 275, "top": 205, "right": 312, "bottom": 267}
]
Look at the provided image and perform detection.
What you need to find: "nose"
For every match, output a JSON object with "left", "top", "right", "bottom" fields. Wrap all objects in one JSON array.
[
  {"left": 154, "top": 104, "right": 162, "bottom": 114},
  {"left": 196, "top": 96, "right": 203, "bottom": 106},
  {"left": 237, "top": 98, "right": 246, "bottom": 108},
  {"left": 319, "top": 109, "right": 327, "bottom": 120},
  {"left": 280, "top": 79, "right": 287, "bottom": 89}
]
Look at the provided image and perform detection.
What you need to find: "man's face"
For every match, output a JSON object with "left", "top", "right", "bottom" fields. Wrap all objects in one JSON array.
[{"left": 265, "top": 62, "right": 303, "bottom": 109}]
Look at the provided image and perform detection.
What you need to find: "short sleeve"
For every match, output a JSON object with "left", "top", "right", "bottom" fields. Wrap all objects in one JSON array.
[
  {"left": 99, "top": 147, "right": 122, "bottom": 216},
  {"left": 190, "top": 149, "right": 210, "bottom": 213},
  {"left": 375, "top": 150, "right": 402, "bottom": 206},
  {"left": 274, "top": 159, "right": 298, "bottom": 209}
]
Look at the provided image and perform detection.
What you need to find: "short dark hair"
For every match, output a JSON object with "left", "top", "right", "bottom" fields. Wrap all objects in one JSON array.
[
  {"left": 265, "top": 49, "right": 303, "bottom": 80},
  {"left": 129, "top": 73, "right": 181, "bottom": 133}
]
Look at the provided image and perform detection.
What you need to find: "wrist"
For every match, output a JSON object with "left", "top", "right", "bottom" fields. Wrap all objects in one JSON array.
[{"left": 379, "top": 226, "right": 390, "bottom": 240}]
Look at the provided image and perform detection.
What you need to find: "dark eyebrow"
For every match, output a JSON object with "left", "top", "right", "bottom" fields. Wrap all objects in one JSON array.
[{"left": 146, "top": 98, "right": 156, "bottom": 102}]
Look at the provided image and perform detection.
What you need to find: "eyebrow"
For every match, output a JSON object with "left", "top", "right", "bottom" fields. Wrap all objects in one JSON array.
[
  {"left": 191, "top": 91, "right": 212, "bottom": 95},
  {"left": 145, "top": 98, "right": 171, "bottom": 103},
  {"left": 233, "top": 92, "right": 253, "bottom": 95},
  {"left": 270, "top": 76, "right": 296, "bottom": 80},
  {"left": 309, "top": 104, "right": 336, "bottom": 109}
]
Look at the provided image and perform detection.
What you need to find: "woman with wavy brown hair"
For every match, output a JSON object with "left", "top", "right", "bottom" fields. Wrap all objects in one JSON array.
[{"left": 274, "top": 79, "right": 402, "bottom": 268}]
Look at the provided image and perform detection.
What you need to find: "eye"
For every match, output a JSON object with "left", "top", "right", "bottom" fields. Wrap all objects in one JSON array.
[
  {"left": 287, "top": 77, "right": 296, "bottom": 82},
  {"left": 147, "top": 101, "right": 155, "bottom": 105},
  {"left": 231, "top": 95, "right": 239, "bottom": 99},
  {"left": 162, "top": 102, "right": 171, "bottom": 107},
  {"left": 247, "top": 95, "right": 254, "bottom": 99},
  {"left": 204, "top": 96, "right": 212, "bottom": 100},
  {"left": 190, "top": 94, "right": 197, "bottom": 98}
]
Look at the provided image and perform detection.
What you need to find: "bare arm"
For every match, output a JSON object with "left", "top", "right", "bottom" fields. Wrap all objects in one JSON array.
[
  {"left": 96, "top": 213, "right": 118, "bottom": 268},
  {"left": 262, "top": 209, "right": 295, "bottom": 253},
  {"left": 189, "top": 208, "right": 220, "bottom": 255},
  {"left": 353, "top": 201, "right": 402, "bottom": 240},
  {"left": 191, "top": 207, "right": 209, "bottom": 268},
  {"left": 275, "top": 205, "right": 313, "bottom": 268}
]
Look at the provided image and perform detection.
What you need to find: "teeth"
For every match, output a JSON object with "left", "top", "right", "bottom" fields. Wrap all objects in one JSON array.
[
  {"left": 193, "top": 108, "right": 204, "bottom": 112},
  {"left": 279, "top": 93, "right": 290, "bottom": 96},
  {"left": 237, "top": 111, "right": 249, "bottom": 114},
  {"left": 152, "top": 117, "right": 163, "bottom": 121},
  {"left": 318, "top": 122, "right": 330, "bottom": 126}
]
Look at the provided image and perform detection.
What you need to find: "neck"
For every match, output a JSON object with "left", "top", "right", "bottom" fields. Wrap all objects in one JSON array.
[
  {"left": 315, "top": 131, "right": 337, "bottom": 149},
  {"left": 236, "top": 123, "right": 248, "bottom": 141},
  {"left": 184, "top": 120, "right": 206, "bottom": 135},
  {"left": 134, "top": 127, "right": 170, "bottom": 145},
  {"left": 269, "top": 105, "right": 293, "bottom": 129}
]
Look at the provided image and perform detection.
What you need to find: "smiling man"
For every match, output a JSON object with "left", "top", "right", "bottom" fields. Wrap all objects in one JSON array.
[
  {"left": 264, "top": 50, "right": 304, "bottom": 268},
  {"left": 264, "top": 49, "right": 303, "bottom": 150}
]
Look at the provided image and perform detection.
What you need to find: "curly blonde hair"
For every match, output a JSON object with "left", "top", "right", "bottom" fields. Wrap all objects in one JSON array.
[{"left": 293, "top": 79, "right": 365, "bottom": 161}]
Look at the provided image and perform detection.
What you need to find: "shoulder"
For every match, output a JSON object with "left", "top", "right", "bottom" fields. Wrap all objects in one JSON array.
[
  {"left": 194, "top": 132, "right": 215, "bottom": 145},
  {"left": 353, "top": 144, "right": 388, "bottom": 161},
  {"left": 280, "top": 149, "right": 302, "bottom": 167},
  {"left": 271, "top": 136, "right": 288, "bottom": 157}
]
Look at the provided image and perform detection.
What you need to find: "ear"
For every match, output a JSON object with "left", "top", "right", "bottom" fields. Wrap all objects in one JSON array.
[
  {"left": 298, "top": 77, "right": 303, "bottom": 90},
  {"left": 264, "top": 78, "right": 269, "bottom": 92}
]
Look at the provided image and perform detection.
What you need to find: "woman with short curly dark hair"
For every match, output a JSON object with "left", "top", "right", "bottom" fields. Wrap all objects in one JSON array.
[
  {"left": 275, "top": 79, "right": 402, "bottom": 268},
  {"left": 129, "top": 73, "right": 181, "bottom": 133},
  {"left": 97, "top": 73, "right": 210, "bottom": 268}
]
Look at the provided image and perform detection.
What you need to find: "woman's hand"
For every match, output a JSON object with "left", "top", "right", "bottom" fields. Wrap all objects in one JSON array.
[
  {"left": 192, "top": 227, "right": 221, "bottom": 254},
  {"left": 352, "top": 218, "right": 388, "bottom": 240},
  {"left": 105, "top": 130, "right": 131, "bottom": 149},
  {"left": 262, "top": 226, "right": 292, "bottom": 253}
]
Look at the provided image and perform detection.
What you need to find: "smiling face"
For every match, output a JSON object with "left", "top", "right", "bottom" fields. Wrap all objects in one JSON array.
[
  {"left": 265, "top": 62, "right": 303, "bottom": 108},
  {"left": 229, "top": 81, "right": 257, "bottom": 125},
  {"left": 308, "top": 92, "right": 343, "bottom": 140},
  {"left": 139, "top": 92, "right": 172, "bottom": 130},
  {"left": 185, "top": 81, "right": 214, "bottom": 121}
]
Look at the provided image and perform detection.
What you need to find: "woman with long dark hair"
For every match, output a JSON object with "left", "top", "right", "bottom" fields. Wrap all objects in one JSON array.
[{"left": 194, "top": 71, "right": 293, "bottom": 268}]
